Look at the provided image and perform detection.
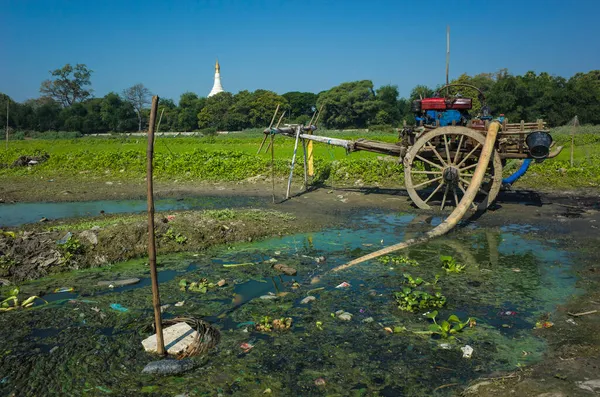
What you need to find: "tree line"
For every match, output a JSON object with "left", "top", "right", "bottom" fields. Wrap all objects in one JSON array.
[{"left": 1, "top": 64, "right": 598, "bottom": 135}]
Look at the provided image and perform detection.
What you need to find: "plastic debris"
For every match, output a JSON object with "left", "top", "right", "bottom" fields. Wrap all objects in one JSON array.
[
  {"left": 236, "top": 321, "right": 256, "bottom": 329},
  {"left": 53, "top": 287, "right": 74, "bottom": 293},
  {"left": 141, "top": 359, "right": 195, "bottom": 375},
  {"left": 57, "top": 232, "right": 72, "bottom": 245},
  {"left": 97, "top": 278, "right": 141, "bottom": 288},
  {"left": 315, "top": 256, "right": 326, "bottom": 263},
  {"left": 535, "top": 320, "right": 554, "bottom": 329},
  {"left": 335, "top": 310, "right": 353, "bottom": 321},
  {"left": 383, "top": 327, "right": 393, "bottom": 333},
  {"left": 259, "top": 295, "right": 278, "bottom": 300},
  {"left": 175, "top": 301, "right": 185, "bottom": 307},
  {"left": 240, "top": 342, "right": 254, "bottom": 353},
  {"left": 273, "top": 264, "right": 297, "bottom": 276},
  {"left": 109, "top": 303, "right": 128, "bottom": 312},
  {"left": 160, "top": 304, "right": 170, "bottom": 313},
  {"left": 461, "top": 345, "right": 474, "bottom": 358},
  {"left": 566, "top": 318, "right": 577, "bottom": 325},
  {"left": 217, "top": 279, "right": 227, "bottom": 287},
  {"left": 335, "top": 282, "right": 351, "bottom": 289},
  {"left": 576, "top": 379, "right": 600, "bottom": 393},
  {"left": 439, "top": 343, "right": 451, "bottom": 350},
  {"left": 314, "top": 378, "right": 326, "bottom": 386},
  {"left": 301, "top": 296, "right": 316, "bottom": 304}
]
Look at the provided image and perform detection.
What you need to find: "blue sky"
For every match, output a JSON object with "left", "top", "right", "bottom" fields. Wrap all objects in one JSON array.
[{"left": 1, "top": 0, "right": 598, "bottom": 103}]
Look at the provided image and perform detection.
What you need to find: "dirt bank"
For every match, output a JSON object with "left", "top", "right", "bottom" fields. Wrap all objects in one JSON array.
[{"left": 0, "top": 209, "right": 322, "bottom": 283}]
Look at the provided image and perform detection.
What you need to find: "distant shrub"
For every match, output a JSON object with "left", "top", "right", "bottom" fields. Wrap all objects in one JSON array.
[
  {"left": 27, "top": 131, "right": 83, "bottom": 140},
  {"left": 367, "top": 124, "right": 397, "bottom": 133},
  {"left": 200, "top": 127, "right": 217, "bottom": 136}
]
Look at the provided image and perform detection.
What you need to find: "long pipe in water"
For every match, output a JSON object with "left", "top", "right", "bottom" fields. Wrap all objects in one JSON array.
[{"left": 322, "top": 121, "right": 502, "bottom": 275}]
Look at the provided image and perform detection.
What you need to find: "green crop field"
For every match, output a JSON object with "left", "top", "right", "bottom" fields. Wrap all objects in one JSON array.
[{"left": 1, "top": 127, "right": 599, "bottom": 189}]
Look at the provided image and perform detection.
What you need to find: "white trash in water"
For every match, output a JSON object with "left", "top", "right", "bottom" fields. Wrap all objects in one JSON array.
[{"left": 461, "top": 345, "right": 474, "bottom": 358}]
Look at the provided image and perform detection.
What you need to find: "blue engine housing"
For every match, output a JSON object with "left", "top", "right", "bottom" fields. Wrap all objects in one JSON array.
[{"left": 415, "top": 109, "right": 464, "bottom": 127}]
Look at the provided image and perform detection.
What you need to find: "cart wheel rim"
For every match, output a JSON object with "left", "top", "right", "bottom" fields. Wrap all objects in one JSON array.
[{"left": 403, "top": 126, "right": 502, "bottom": 211}]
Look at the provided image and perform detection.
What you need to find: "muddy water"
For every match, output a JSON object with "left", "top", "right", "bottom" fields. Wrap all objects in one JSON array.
[
  {"left": 0, "top": 210, "right": 585, "bottom": 396},
  {"left": 0, "top": 195, "right": 264, "bottom": 227}
]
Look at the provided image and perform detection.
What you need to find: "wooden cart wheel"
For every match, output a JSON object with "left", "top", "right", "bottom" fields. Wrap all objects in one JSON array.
[{"left": 403, "top": 126, "right": 502, "bottom": 211}]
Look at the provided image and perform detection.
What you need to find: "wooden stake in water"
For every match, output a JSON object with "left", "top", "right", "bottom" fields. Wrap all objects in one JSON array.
[{"left": 146, "top": 95, "right": 165, "bottom": 355}]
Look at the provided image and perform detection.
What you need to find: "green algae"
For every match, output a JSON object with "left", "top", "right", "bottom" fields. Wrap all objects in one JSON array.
[{"left": 0, "top": 210, "right": 589, "bottom": 396}]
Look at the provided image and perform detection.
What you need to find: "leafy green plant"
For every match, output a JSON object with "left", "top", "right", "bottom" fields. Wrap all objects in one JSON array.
[
  {"left": 378, "top": 255, "right": 419, "bottom": 267},
  {"left": 425, "top": 310, "right": 473, "bottom": 339},
  {"left": 256, "top": 316, "right": 273, "bottom": 332},
  {"left": 164, "top": 228, "right": 188, "bottom": 245},
  {"left": 1, "top": 287, "right": 47, "bottom": 312},
  {"left": 440, "top": 255, "right": 465, "bottom": 273},
  {"left": 394, "top": 273, "right": 445, "bottom": 312},
  {"left": 403, "top": 273, "right": 424, "bottom": 287},
  {"left": 58, "top": 236, "right": 84, "bottom": 263},
  {"left": 394, "top": 287, "right": 446, "bottom": 313},
  {"left": 179, "top": 278, "right": 213, "bottom": 293}
]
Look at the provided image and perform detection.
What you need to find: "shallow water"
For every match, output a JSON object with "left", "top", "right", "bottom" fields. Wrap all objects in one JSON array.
[
  {"left": 0, "top": 210, "right": 584, "bottom": 396},
  {"left": 0, "top": 195, "right": 263, "bottom": 226}
]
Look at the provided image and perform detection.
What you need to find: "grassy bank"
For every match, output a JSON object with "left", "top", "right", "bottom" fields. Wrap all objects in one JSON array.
[{"left": 1, "top": 127, "right": 599, "bottom": 190}]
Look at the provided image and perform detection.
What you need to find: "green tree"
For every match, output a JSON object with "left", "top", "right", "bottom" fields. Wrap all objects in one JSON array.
[
  {"left": 197, "top": 92, "right": 234, "bottom": 130},
  {"left": 101, "top": 93, "right": 136, "bottom": 132},
  {"left": 282, "top": 91, "right": 317, "bottom": 121},
  {"left": 178, "top": 92, "right": 205, "bottom": 131},
  {"left": 409, "top": 85, "right": 434, "bottom": 101},
  {"left": 157, "top": 98, "right": 177, "bottom": 131},
  {"left": 40, "top": 64, "right": 93, "bottom": 107},
  {"left": 317, "top": 80, "right": 379, "bottom": 129},
  {"left": 248, "top": 90, "right": 288, "bottom": 128},
  {"left": 374, "top": 84, "right": 401, "bottom": 126}
]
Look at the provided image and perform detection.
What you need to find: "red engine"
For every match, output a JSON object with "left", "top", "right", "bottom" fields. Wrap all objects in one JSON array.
[{"left": 420, "top": 97, "right": 472, "bottom": 111}]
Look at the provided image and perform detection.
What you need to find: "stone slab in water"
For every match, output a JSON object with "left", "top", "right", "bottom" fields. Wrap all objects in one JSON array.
[
  {"left": 142, "top": 359, "right": 195, "bottom": 375},
  {"left": 97, "top": 278, "right": 140, "bottom": 287},
  {"left": 142, "top": 322, "right": 198, "bottom": 355}
]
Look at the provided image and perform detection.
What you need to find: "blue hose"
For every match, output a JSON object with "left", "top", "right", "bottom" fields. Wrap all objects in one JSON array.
[{"left": 502, "top": 159, "right": 532, "bottom": 185}]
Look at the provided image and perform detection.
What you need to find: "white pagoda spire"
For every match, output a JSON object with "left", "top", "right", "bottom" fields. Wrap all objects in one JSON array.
[{"left": 208, "top": 59, "right": 224, "bottom": 97}]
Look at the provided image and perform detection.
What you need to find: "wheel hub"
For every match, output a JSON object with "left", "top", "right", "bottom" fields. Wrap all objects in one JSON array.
[{"left": 442, "top": 166, "right": 459, "bottom": 185}]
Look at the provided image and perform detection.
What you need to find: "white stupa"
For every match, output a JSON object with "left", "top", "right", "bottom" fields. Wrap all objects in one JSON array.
[{"left": 208, "top": 59, "right": 224, "bottom": 97}]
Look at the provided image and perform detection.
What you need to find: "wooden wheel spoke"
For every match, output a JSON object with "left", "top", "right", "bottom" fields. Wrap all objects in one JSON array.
[
  {"left": 453, "top": 187, "right": 460, "bottom": 206},
  {"left": 413, "top": 175, "right": 443, "bottom": 189},
  {"left": 458, "top": 182, "right": 478, "bottom": 210},
  {"left": 426, "top": 141, "right": 447, "bottom": 166},
  {"left": 424, "top": 182, "right": 443, "bottom": 204},
  {"left": 459, "top": 163, "right": 478, "bottom": 172},
  {"left": 411, "top": 170, "right": 443, "bottom": 175},
  {"left": 459, "top": 177, "right": 489, "bottom": 196},
  {"left": 415, "top": 154, "right": 444, "bottom": 170},
  {"left": 453, "top": 135, "right": 465, "bottom": 164},
  {"left": 456, "top": 143, "right": 481, "bottom": 167},
  {"left": 443, "top": 134, "right": 452, "bottom": 165},
  {"left": 440, "top": 184, "right": 449, "bottom": 211}
]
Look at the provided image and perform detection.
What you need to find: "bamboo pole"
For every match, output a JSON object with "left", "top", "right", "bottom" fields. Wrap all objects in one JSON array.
[
  {"left": 571, "top": 115, "right": 578, "bottom": 167},
  {"left": 5, "top": 100, "right": 9, "bottom": 150},
  {"left": 286, "top": 126, "right": 302, "bottom": 199},
  {"left": 302, "top": 138, "right": 308, "bottom": 190},
  {"left": 146, "top": 95, "right": 165, "bottom": 355}
]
